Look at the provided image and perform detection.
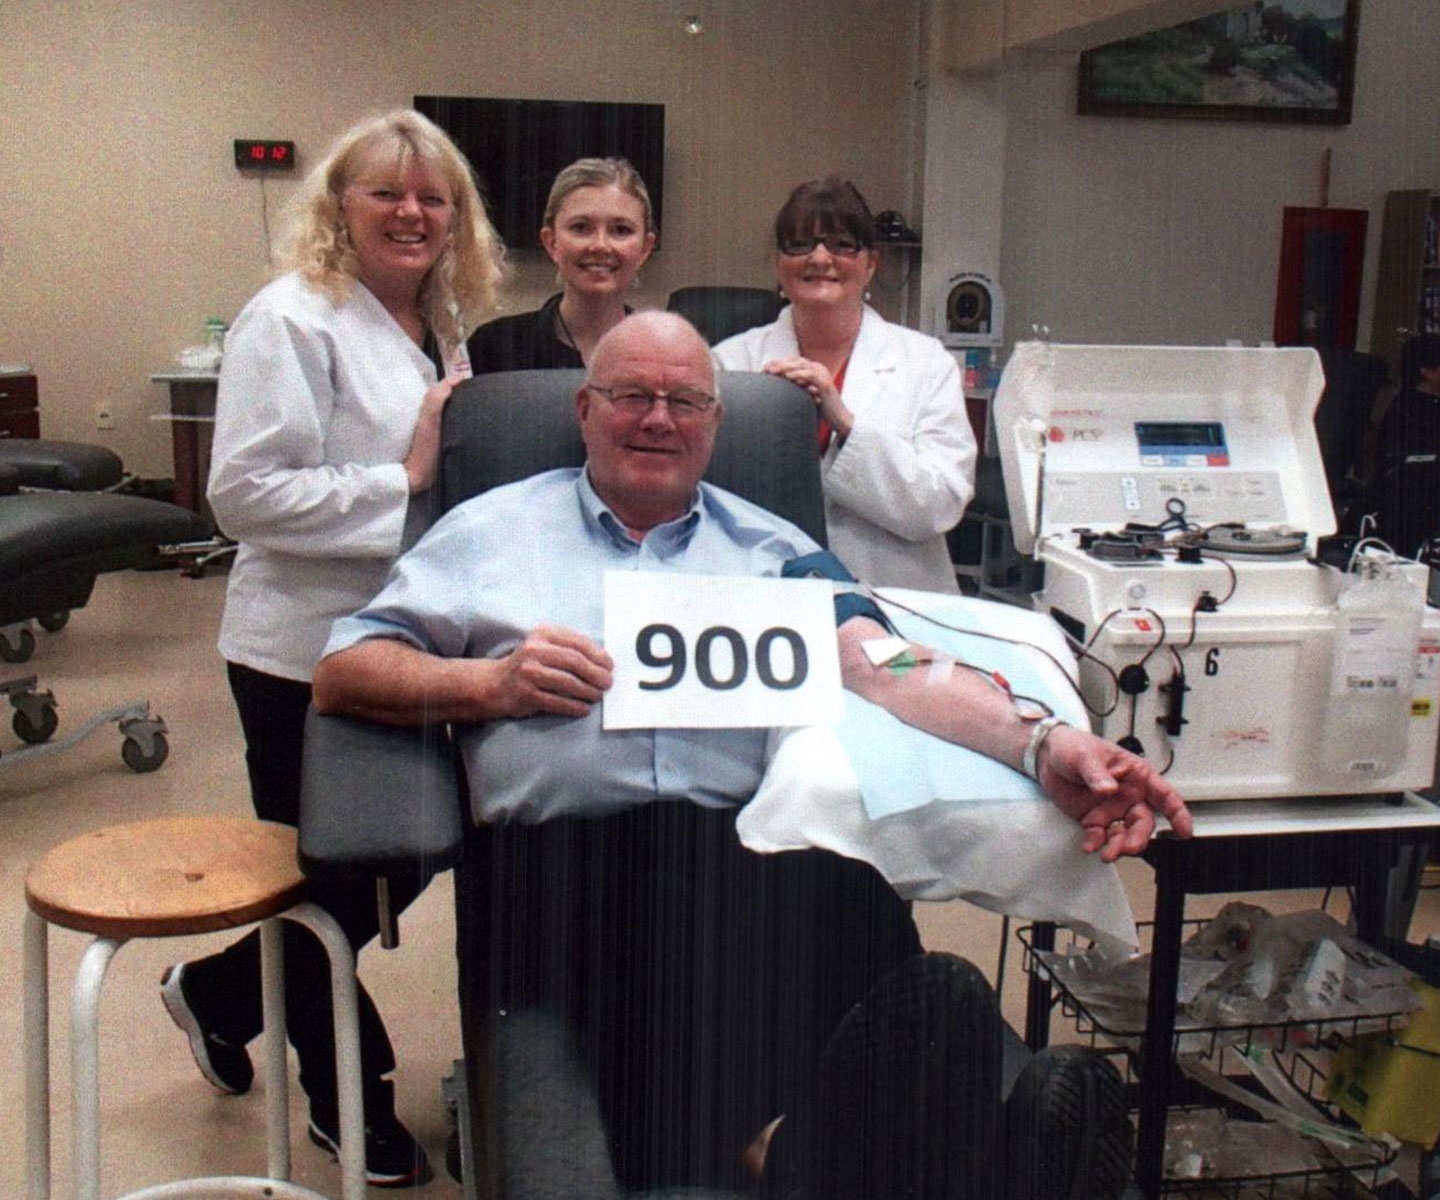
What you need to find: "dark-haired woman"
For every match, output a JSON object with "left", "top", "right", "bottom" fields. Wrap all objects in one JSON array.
[{"left": 714, "top": 178, "right": 975, "bottom": 593}]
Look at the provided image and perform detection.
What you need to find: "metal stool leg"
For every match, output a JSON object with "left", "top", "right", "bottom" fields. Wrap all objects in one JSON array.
[
  {"left": 24, "top": 909, "right": 51, "bottom": 1200},
  {"left": 284, "top": 900, "right": 366, "bottom": 1200},
  {"left": 25, "top": 897, "right": 363, "bottom": 1198},
  {"left": 259, "top": 917, "right": 291, "bottom": 1182},
  {"left": 71, "top": 936, "right": 124, "bottom": 1200}
]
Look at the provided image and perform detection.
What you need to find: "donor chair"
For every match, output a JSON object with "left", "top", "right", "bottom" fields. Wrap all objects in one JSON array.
[
  {"left": 298, "top": 368, "right": 826, "bottom": 1199},
  {"left": 296, "top": 369, "right": 1120, "bottom": 1200},
  {"left": 665, "top": 286, "right": 784, "bottom": 346}
]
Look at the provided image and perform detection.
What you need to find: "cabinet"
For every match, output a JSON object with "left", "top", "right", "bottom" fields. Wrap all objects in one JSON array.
[
  {"left": 1370, "top": 189, "right": 1440, "bottom": 383},
  {"left": 0, "top": 371, "right": 39, "bottom": 439},
  {"left": 149, "top": 370, "right": 217, "bottom": 519}
]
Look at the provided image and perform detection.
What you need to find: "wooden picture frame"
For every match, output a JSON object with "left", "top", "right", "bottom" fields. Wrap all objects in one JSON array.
[{"left": 1078, "top": 1, "right": 1359, "bottom": 125}]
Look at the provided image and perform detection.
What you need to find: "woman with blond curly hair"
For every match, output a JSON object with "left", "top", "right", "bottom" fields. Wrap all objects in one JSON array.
[{"left": 162, "top": 109, "right": 503, "bottom": 1188}]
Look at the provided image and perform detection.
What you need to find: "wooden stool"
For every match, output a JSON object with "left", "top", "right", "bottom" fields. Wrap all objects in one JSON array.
[{"left": 24, "top": 816, "right": 366, "bottom": 1199}]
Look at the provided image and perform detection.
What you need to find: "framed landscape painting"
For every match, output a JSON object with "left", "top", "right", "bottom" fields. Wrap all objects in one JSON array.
[{"left": 1078, "top": 1, "right": 1359, "bottom": 125}]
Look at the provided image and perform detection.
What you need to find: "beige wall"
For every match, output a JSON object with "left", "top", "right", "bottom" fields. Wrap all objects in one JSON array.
[
  {"left": 6, "top": 1, "right": 1439, "bottom": 477},
  {"left": 990, "top": 0, "right": 1440, "bottom": 349},
  {"left": 942, "top": 0, "right": 1228, "bottom": 67},
  {"left": 0, "top": 0, "right": 919, "bottom": 475}
]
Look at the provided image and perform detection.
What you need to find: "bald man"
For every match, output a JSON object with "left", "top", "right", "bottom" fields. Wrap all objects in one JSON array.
[{"left": 315, "top": 312, "right": 1187, "bottom": 1198}]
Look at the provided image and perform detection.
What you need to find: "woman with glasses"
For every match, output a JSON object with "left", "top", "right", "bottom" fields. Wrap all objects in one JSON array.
[
  {"left": 468, "top": 157, "right": 656, "bottom": 372},
  {"left": 713, "top": 177, "right": 975, "bottom": 593}
]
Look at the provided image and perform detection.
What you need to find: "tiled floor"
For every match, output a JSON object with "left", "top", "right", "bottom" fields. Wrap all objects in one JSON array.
[{"left": 2, "top": 567, "right": 1434, "bottom": 1196}]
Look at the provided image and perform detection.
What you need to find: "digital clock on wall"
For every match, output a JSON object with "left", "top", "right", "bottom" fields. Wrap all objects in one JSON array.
[{"left": 233, "top": 139, "right": 296, "bottom": 170}]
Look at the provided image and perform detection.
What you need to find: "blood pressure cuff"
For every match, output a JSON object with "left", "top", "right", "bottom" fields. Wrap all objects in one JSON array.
[{"left": 782, "top": 551, "right": 896, "bottom": 632}]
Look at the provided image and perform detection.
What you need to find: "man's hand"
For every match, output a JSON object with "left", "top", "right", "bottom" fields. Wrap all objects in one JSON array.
[
  {"left": 313, "top": 626, "right": 612, "bottom": 726},
  {"left": 490, "top": 625, "right": 614, "bottom": 719},
  {"left": 1037, "top": 725, "right": 1193, "bottom": 862}
]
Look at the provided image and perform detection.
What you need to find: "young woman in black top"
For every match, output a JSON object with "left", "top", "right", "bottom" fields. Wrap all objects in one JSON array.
[{"left": 468, "top": 157, "right": 655, "bottom": 372}]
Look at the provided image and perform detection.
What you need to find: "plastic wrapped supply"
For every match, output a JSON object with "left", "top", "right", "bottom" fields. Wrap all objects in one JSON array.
[
  {"left": 1329, "top": 980, "right": 1440, "bottom": 1145},
  {"left": 1183, "top": 905, "right": 1420, "bottom": 1029},
  {"left": 1161, "top": 1109, "right": 1324, "bottom": 1187},
  {"left": 1034, "top": 903, "right": 1421, "bottom": 1045}
]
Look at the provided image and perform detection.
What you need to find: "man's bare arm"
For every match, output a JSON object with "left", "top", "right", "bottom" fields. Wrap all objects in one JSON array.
[
  {"left": 838, "top": 617, "right": 1192, "bottom": 860},
  {"left": 312, "top": 626, "right": 613, "bottom": 725}
]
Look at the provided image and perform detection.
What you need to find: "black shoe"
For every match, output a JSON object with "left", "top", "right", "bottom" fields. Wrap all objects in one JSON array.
[
  {"left": 160, "top": 963, "right": 254, "bottom": 1096},
  {"left": 803, "top": 952, "right": 1004, "bottom": 1200},
  {"left": 1002, "top": 1045, "right": 1132, "bottom": 1200},
  {"left": 308, "top": 1110, "right": 435, "bottom": 1189}
]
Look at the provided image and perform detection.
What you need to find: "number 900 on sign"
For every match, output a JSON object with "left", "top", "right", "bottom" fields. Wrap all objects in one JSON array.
[{"left": 636, "top": 623, "right": 809, "bottom": 692}]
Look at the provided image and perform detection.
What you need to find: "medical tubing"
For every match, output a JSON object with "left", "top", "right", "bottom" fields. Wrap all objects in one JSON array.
[
  {"left": 1134, "top": 607, "right": 1168, "bottom": 669},
  {"left": 867, "top": 586, "right": 1090, "bottom": 716}
]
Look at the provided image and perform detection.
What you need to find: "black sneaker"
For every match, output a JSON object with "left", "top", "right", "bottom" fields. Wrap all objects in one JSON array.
[
  {"left": 160, "top": 962, "right": 254, "bottom": 1096},
  {"left": 308, "top": 1111, "right": 435, "bottom": 1189},
  {"left": 1002, "top": 1045, "right": 1132, "bottom": 1200},
  {"left": 803, "top": 952, "right": 1004, "bottom": 1200}
]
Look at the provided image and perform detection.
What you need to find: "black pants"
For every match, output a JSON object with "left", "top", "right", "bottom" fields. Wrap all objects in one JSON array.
[
  {"left": 180, "top": 662, "right": 426, "bottom": 1116},
  {"left": 457, "top": 800, "right": 925, "bottom": 1193}
]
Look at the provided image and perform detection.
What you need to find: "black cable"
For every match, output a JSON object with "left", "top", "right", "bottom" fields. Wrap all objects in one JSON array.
[
  {"left": 1135, "top": 607, "right": 1168, "bottom": 668},
  {"left": 259, "top": 170, "right": 274, "bottom": 263},
  {"left": 1209, "top": 553, "right": 1238, "bottom": 605},
  {"left": 868, "top": 586, "right": 1111, "bottom": 716},
  {"left": 1063, "top": 609, "right": 1128, "bottom": 717},
  {"left": 1181, "top": 599, "right": 1203, "bottom": 650},
  {"left": 950, "top": 659, "right": 1054, "bottom": 720}
]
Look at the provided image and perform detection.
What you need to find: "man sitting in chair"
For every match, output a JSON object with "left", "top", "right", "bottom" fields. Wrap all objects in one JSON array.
[{"left": 313, "top": 311, "right": 1191, "bottom": 1200}]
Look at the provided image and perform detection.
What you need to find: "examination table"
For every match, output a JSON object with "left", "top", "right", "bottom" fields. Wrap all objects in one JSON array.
[{"left": 1, "top": 437, "right": 212, "bottom": 771}]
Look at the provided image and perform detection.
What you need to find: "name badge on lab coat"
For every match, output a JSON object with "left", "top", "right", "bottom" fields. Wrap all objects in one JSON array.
[{"left": 602, "top": 571, "right": 844, "bottom": 730}]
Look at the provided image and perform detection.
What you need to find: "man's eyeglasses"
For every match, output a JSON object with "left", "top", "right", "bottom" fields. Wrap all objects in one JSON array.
[
  {"left": 587, "top": 384, "right": 717, "bottom": 420},
  {"left": 777, "top": 234, "right": 866, "bottom": 258}
]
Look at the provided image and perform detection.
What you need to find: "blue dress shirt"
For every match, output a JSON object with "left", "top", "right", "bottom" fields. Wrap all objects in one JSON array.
[{"left": 324, "top": 468, "right": 823, "bottom": 823}]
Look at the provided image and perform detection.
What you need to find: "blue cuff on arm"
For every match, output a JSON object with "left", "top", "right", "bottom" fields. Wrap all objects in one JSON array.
[{"left": 782, "top": 550, "right": 896, "bottom": 632}]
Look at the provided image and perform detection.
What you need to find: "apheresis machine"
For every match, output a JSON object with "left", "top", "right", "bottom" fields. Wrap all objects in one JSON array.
[{"left": 994, "top": 342, "right": 1440, "bottom": 801}]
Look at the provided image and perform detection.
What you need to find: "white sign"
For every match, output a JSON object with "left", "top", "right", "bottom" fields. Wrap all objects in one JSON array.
[{"left": 602, "top": 571, "right": 845, "bottom": 730}]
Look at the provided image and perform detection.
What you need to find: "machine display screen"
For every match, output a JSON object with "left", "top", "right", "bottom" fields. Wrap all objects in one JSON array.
[{"left": 1134, "top": 421, "right": 1230, "bottom": 466}]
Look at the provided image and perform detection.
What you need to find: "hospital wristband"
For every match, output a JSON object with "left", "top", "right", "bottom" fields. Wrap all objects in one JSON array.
[{"left": 1021, "top": 716, "right": 1066, "bottom": 781}]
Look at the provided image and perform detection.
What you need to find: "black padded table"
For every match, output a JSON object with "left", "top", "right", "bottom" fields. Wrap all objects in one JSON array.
[
  {"left": 0, "top": 439, "right": 124, "bottom": 491},
  {"left": 0, "top": 492, "right": 211, "bottom": 626}
]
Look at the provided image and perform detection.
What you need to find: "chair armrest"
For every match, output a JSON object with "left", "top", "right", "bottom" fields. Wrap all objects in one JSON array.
[{"left": 298, "top": 706, "right": 465, "bottom": 882}]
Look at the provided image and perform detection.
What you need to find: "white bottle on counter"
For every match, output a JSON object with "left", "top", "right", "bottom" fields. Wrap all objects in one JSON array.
[{"left": 204, "top": 318, "right": 227, "bottom": 364}]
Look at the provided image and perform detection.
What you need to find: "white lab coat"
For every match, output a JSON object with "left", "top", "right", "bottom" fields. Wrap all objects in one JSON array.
[
  {"left": 714, "top": 305, "right": 976, "bottom": 592},
  {"left": 209, "top": 272, "right": 435, "bottom": 681}
]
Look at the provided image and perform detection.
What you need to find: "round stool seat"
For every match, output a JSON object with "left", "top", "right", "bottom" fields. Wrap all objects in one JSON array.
[{"left": 25, "top": 816, "right": 306, "bottom": 940}]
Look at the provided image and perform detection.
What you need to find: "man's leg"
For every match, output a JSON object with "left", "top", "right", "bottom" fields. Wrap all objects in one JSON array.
[
  {"left": 460, "top": 801, "right": 949, "bottom": 1194},
  {"left": 1001, "top": 1045, "right": 1132, "bottom": 1200},
  {"left": 597, "top": 803, "right": 928, "bottom": 1192},
  {"left": 797, "top": 953, "right": 1004, "bottom": 1200}
]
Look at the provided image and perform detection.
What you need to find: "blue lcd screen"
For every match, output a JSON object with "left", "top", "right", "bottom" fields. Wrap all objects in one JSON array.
[{"left": 1134, "top": 421, "right": 1229, "bottom": 467}]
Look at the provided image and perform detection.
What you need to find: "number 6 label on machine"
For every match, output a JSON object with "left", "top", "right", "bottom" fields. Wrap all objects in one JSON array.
[{"left": 602, "top": 571, "right": 845, "bottom": 730}]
